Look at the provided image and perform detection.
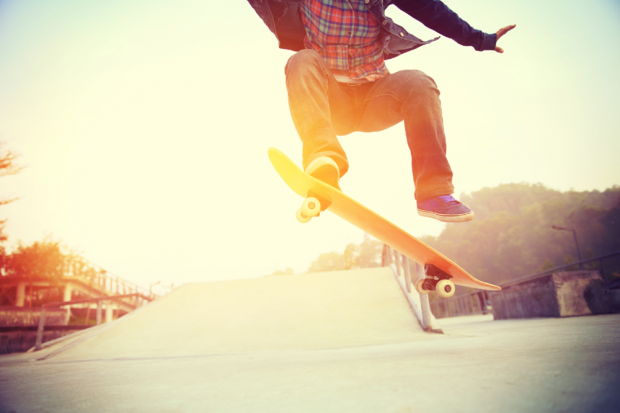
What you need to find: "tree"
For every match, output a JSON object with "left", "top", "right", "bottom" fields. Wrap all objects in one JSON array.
[
  {"left": 420, "top": 184, "right": 620, "bottom": 286},
  {"left": 306, "top": 235, "right": 383, "bottom": 273},
  {"left": 354, "top": 235, "right": 383, "bottom": 268},
  {"left": 2, "top": 236, "right": 103, "bottom": 280},
  {"left": 0, "top": 141, "right": 23, "bottom": 205},
  {"left": 3, "top": 238, "right": 67, "bottom": 279},
  {"left": 271, "top": 268, "right": 294, "bottom": 276},
  {"left": 307, "top": 251, "right": 346, "bottom": 273},
  {"left": 1, "top": 237, "right": 108, "bottom": 307},
  {"left": 0, "top": 141, "right": 24, "bottom": 243}
]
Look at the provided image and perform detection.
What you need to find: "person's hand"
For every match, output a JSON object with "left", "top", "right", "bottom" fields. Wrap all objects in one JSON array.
[{"left": 495, "top": 24, "right": 516, "bottom": 53}]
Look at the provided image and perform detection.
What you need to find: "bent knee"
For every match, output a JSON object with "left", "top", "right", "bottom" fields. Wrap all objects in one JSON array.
[
  {"left": 285, "top": 49, "right": 324, "bottom": 76},
  {"left": 399, "top": 70, "right": 438, "bottom": 90},
  {"left": 390, "top": 70, "right": 439, "bottom": 101}
]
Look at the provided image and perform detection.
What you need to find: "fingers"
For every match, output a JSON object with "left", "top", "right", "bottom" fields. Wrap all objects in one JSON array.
[
  {"left": 495, "top": 24, "right": 516, "bottom": 53},
  {"left": 496, "top": 24, "right": 517, "bottom": 40}
]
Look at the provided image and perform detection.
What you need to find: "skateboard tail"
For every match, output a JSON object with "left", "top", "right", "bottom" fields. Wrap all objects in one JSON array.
[{"left": 326, "top": 203, "right": 501, "bottom": 292}]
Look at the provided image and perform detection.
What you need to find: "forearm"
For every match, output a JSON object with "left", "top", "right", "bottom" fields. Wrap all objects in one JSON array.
[{"left": 392, "top": 0, "right": 496, "bottom": 51}]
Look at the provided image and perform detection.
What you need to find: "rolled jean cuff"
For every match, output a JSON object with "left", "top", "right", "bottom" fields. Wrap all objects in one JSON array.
[{"left": 415, "top": 187, "right": 454, "bottom": 202}]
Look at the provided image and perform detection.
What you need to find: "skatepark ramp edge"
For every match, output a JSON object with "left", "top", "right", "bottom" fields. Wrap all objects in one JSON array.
[{"left": 32, "top": 266, "right": 442, "bottom": 362}]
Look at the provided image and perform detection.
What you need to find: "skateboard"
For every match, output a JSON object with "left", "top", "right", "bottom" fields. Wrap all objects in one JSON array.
[{"left": 268, "top": 148, "right": 501, "bottom": 298}]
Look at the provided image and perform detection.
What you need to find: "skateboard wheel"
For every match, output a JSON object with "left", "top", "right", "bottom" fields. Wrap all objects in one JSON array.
[
  {"left": 436, "top": 279, "right": 455, "bottom": 298},
  {"left": 296, "top": 208, "right": 312, "bottom": 223},
  {"left": 415, "top": 278, "right": 430, "bottom": 294},
  {"left": 301, "top": 197, "right": 321, "bottom": 217}
]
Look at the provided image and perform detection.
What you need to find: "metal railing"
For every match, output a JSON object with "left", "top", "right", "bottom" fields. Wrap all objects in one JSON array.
[
  {"left": 66, "top": 269, "right": 154, "bottom": 301},
  {"left": 49, "top": 256, "right": 156, "bottom": 303},
  {"left": 382, "top": 245, "right": 442, "bottom": 333},
  {"left": 429, "top": 250, "right": 620, "bottom": 319},
  {"left": 497, "top": 251, "right": 620, "bottom": 289},
  {"left": 34, "top": 293, "right": 152, "bottom": 351}
]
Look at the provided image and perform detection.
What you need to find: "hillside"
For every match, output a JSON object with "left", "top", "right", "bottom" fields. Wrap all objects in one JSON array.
[{"left": 420, "top": 184, "right": 620, "bottom": 287}]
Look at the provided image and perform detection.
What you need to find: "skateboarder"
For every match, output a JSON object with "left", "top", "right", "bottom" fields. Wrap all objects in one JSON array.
[{"left": 248, "top": 0, "right": 515, "bottom": 223}]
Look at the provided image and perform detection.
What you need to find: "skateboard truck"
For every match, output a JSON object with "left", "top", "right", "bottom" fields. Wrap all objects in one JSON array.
[
  {"left": 296, "top": 191, "right": 332, "bottom": 223},
  {"left": 414, "top": 264, "right": 456, "bottom": 298}
]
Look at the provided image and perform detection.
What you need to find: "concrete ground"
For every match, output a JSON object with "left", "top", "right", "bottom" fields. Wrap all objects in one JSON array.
[{"left": 0, "top": 270, "right": 619, "bottom": 412}]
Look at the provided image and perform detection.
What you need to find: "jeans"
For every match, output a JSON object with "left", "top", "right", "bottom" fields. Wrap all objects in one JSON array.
[{"left": 285, "top": 49, "right": 454, "bottom": 201}]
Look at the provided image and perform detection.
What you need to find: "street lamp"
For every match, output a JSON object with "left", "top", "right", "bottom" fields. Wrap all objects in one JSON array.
[
  {"left": 551, "top": 226, "right": 584, "bottom": 270},
  {"left": 149, "top": 281, "right": 161, "bottom": 297}
]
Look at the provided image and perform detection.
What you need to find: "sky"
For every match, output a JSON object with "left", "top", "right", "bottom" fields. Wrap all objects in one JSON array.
[{"left": 0, "top": 0, "right": 619, "bottom": 293}]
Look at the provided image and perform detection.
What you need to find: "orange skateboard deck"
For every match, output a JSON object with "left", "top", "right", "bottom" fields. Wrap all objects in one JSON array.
[{"left": 268, "top": 148, "right": 501, "bottom": 296}]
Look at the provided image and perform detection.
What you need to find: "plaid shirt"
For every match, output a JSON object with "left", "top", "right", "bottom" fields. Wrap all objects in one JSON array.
[{"left": 300, "top": 0, "right": 389, "bottom": 82}]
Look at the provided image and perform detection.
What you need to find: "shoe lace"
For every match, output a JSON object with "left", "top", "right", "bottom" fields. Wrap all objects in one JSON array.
[{"left": 438, "top": 195, "right": 460, "bottom": 205}]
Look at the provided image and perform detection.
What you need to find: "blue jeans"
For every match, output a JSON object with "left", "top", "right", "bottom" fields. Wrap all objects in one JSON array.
[{"left": 285, "top": 49, "right": 454, "bottom": 201}]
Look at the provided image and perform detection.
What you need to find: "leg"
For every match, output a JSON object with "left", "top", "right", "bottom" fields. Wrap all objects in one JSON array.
[
  {"left": 356, "top": 70, "right": 454, "bottom": 201},
  {"left": 285, "top": 50, "right": 355, "bottom": 176}
]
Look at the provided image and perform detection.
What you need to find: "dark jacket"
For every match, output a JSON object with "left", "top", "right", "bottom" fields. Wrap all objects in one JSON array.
[{"left": 247, "top": 0, "right": 497, "bottom": 60}]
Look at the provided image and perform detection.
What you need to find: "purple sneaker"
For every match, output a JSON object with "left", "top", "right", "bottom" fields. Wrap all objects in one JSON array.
[{"left": 417, "top": 195, "right": 474, "bottom": 222}]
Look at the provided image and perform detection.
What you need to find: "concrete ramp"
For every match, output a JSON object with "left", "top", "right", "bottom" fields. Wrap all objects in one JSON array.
[{"left": 46, "top": 268, "right": 430, "bottom": 361}]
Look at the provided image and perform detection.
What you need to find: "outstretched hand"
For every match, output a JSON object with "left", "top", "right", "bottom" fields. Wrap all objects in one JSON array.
[{"left": 494, "top": 24, "right": 516, "bottom": 53}]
